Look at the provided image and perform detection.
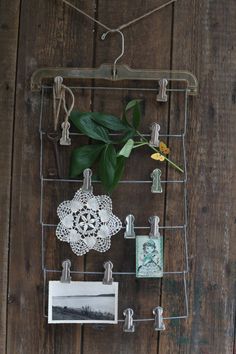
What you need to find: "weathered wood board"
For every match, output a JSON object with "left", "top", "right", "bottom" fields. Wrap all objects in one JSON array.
[
  {"left": 0, "top": 1, "right": 235, "bottom": 353},
  {"left": 0, "top": 1, "right": 21, "bottom": 353}
]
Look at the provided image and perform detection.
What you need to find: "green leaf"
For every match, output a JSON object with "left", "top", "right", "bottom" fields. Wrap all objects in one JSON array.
[
  {"left": 125, "top": 99, "right": 142, "bottom": 112},
  {"left": 121, "top": 111, "right": 131, "bottom": 127},
  {"left": 111, "top": 156, "right": 126, "bottom": 191},
  {"left": 99, "top": 144, "right": 117, "bottom": 192},
  {"left": 124, "top": 100, "right": 142, "bottom": 129},
  {"left": 122, "top": 111, "right": 128, "bottom": 123},
  {"left": 118, "top": 139, "right": 134, "bottom": 158},
  {"left": 70, "top": 144, "right": 105, "bottom": 177},
  {"left": 90, "top": 112, "right": 128, "bottom": 131},
  {"left": 132, "top": 102, "right": 141, "bottom": 129},
  {"left": 70, "top": 112, "right": 111, "bottom": 143}
]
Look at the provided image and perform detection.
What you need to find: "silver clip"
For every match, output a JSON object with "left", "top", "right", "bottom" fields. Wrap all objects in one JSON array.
[
  {"left": 151, "top": 169, "right": 162, "bottom": 193},
  {"left": 103, "top": 261, "right": 113, "bottom": 285},
  {"left": 157, "top": 79, "right": 168, "bottom": 102},
  {"left": 54, "top": 76, "right": 64, "bottom": 99},
  {"left": 82, "top": 168, "right": 93, "bottom": 193},
  {"left": 153, "top": 306, "right": 165, "bottom": 331},
  {"left": 149, "top": 123, "right": 160, "bottom": 147},
  {"left": 60, "top": 121, "right": 71, "bottom": 146},
  {"left": 124, "top": 214, "right": 135, "bottom": 239},
  {"left": 123, "top": 308, "right": 135, "bottom": 332},
  {"left": 60, "top": 259, "right": 71, "bottom": 283},
  {"left": 149, "top": 216, "right": 160, "bottom": 238}
]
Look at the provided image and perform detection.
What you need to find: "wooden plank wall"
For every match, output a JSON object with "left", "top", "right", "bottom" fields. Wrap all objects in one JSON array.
[
  {"left": 0, "top": 1, "right": 21, "bottom": 353},
  {"left": 0, "top": 0, "right": 235, "bottom": 353}
]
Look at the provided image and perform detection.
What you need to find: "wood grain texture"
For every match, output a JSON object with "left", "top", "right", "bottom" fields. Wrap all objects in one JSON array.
[
  {"left": 6, "top": 1, "right": 95, "bottom": 353},
  {"left": 159, "top": 0, "right": 236, "bottom": 353},
  {"left": 0, "top": 1, "right": 20, "bottom": 353},
  {"left": 2, "top": 0, "right": 236, "bottom": 353}
]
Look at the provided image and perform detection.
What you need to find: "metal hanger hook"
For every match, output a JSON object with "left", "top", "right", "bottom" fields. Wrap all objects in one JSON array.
[{"left": 101, "top": 29, "right": 125, "bottom": 79}]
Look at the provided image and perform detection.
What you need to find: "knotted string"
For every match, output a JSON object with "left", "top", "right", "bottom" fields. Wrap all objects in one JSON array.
[
  {"left": 62, "top": 0, "right": 177, "bottom": 33},
  {"left": 53, "top": 78, "right": 75, "bottom": 131}
]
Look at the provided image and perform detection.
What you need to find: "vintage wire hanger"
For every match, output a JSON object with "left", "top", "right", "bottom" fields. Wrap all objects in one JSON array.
[{"left": 31, "top": 0, "right": 198, "bottom": 94}]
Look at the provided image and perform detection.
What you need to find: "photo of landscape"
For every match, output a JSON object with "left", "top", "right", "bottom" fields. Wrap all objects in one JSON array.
[{"left": 48, "top": 281, "right": 118, "bottom": 324}]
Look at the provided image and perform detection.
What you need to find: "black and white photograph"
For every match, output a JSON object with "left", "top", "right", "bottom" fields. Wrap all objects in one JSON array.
[{"left": 48, "top": 281, "right": 118, "bottom": 324}]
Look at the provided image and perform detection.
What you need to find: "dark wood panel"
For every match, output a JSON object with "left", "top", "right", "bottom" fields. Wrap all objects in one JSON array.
[
  {"left": 0, "top": 1, "right": 20, "bottom": 353},
  {"left": 6, "top": 1, "right": 95, "bottom": 353},
  {"left": 2, "top": 0, "right": 236, "bottom": 353},
  {"left": 159, "top": 0, "right": 236, "bottom": 353}
]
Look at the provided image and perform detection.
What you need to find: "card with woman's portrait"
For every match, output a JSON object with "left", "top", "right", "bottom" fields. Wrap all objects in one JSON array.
[{"left": 136, "top": 236, "right": 163, "bottom": 278}]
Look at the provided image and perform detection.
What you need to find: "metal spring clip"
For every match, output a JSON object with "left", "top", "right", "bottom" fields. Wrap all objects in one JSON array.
[
  {"left": 156, "top": 78, "right": 168, "bottom": 102},
  {"left": 153, "top": 306, "right": 165, "bottom": 331},
  {"left": 149, "top": 122, "right": 160, "bottom": 147},
  {"left": 124, "top": 214, "right": 135, "bottom": 239},
  {"left": 82, "top": 168, "right": 93, "bottom": 193},
  {"left": 123, "top": 308, "right": 135, "bottom": 332},
  {"left": 149, "top": 216, "right": 160, "bottom": 238},
  {"left": 103, "top": 261, "right": 113, "bottom": 285},
  {"left": 60, "top": 259, "right": 72, "bottom": 283},
  {"left": 150, "top": 169, "right": 162, "bottom": 193}
]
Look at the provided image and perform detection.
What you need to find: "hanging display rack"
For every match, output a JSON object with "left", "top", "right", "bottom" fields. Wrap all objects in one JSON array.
[
  {"left": 32, "top": 0, "right": 198, "bottom": 331},
  {"left": 40, "top": 83, "right": 190, "bottom": 329}
]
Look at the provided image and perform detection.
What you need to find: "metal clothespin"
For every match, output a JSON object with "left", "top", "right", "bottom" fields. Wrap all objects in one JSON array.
[
  {"left": 82, "top": 168, "right": 93, "bottom": 193},
  {"left": 153, "top": 306, "right": 165, "bottom": 331},
  {"left": 60, "top": 259, "right": 72, "bottom": 283},
  {"left": 157, "top": 79, "right": 168, "bottom": 102},
  {"left": 149, "top": 123, "right": 160, "bottom": 147},
  {"left": 54, "top": 76, "right": 64, "bottom": 99},
  {"left": 124, "top": 214, "right": 135, "bottom": 239},
  {"left": 150, "top": 169, "right": 162, "bottom": 193},
  {"left": 149, "top": 216, "right": 160, "bottom": 238},
  {"left": 123, "top": 308, "right": 135, "bottom": 332},
  {"left": 103, "top": 261, "right": 113, "bottom": 285},
  {"left": 60, "top": 121, "right": 71, "bottom": 146}
]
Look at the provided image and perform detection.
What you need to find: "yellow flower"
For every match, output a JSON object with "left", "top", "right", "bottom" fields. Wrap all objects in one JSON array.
[
  {"left": 159, "top": 141, "right": 170, "bottom": 155},
  {"left": 151, "top": 152, "right": 165, "bottom": 161}
]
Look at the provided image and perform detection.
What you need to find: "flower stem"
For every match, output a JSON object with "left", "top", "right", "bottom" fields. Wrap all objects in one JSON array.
[
  {"left": 136, "top": 131, "right": 184, "bottom": 173},
  {"left": 132, "top": 142, "right": 148, "bottom": 149}
]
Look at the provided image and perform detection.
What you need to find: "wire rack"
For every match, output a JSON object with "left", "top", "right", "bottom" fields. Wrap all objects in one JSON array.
[{"left": 39, "top": 85, "right": 189, "bottom": 325}]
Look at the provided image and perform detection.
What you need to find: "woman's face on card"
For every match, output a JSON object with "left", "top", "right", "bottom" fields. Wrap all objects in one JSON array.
[{"left": 146, "top": 245, "right": 154, "bottom": 253}]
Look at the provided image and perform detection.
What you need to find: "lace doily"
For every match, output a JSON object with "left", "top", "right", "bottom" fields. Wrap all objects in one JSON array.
[{"left": 56, "top": 188, "right": 122, "bottom": 256}]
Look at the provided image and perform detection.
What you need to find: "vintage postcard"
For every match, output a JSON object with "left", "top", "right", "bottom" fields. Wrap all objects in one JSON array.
[
  {"left": 136, "top": 236, "right": 163, "bottom": 278},
  {"left": 48, "top": 281, "right": 118, "bottom": 324}
]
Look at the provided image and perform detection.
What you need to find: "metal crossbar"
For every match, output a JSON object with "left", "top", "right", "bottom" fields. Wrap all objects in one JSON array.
[
  {"left": 42, "top": 269, "right": 188, "bottom": 320},
  {"left": 39, "top": 85, "right": 189, "bottom": 324}
]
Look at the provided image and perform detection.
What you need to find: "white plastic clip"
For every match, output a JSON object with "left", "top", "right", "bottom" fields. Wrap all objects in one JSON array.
[
  {"left": 153, "top": 306, "right": 165, "bottom": 331},
  {"left": 124, "top": 214, "right": 135, "bottom": 239},
  {"left": 157, "top": 79, "right": 168, "bottom": 102},
  {"left": 103, "top": 261, "right": 113, "bottom": 285},
  {"left": 151, "top": 169, "right": 162, "bottom": 193},
  {"left": 149, "top": 123, "right": 160, "bottom": 147},
  {"left": 149, "top": 216, "right": 160, "bottom": 238},
  {"left": 60, "top": 259, "right": 71, "bottom": 283},
  {"left": 82, "top": 168, "right": 93, "bottom": 193},
  {"left": 123, "top": 308, "right": 135, "bottom": 332},
  {"left": 54, "top": 76, "right": 64, "bottom": 99}
]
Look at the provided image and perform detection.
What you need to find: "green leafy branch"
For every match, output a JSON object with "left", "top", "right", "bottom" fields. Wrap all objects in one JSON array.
[{"left": 69, "top": 100, "right": 183, "bottom": 193}]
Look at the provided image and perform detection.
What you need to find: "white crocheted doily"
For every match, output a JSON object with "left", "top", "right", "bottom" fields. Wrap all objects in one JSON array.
[{"left": 56, "top": 188, "right": 122, "bottom": 256}]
